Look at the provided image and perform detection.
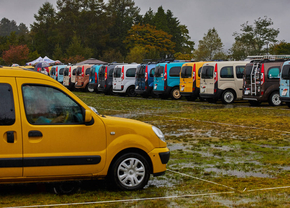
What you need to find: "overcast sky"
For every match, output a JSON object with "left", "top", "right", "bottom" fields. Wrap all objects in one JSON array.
[{"left": 1, "top": 0, "right": 289, "bottom": 51}]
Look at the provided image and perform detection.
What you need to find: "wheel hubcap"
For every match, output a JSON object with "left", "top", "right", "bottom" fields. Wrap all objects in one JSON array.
[
  {"left": 173, "top": 90, "right": 181, "bottom": 99},
  {"left": 117, "top": 158, "right": 145, "bottom": 187},
  {"left": 224, "top": 92, "right": 234, "bottom": 103},
  {"left": 272, "top": 94, "right": 281, "bottom": 105}
]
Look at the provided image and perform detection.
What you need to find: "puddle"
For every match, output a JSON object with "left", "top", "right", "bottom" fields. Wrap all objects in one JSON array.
[
  {"left": 146, "top": 177, "right": 176, "bottom": 188},
  {"left": 204, "top": 168, "right": 273, "bottom": 178},
  {"left": 168, "top": 143, "right": 188, "bottom": 151}
]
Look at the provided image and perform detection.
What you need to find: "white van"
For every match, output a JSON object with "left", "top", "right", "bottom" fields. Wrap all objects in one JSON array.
[
  {"left": 113, "top": 64, "right": 139, "bottom": 96},
  {"left": 199, "top": 61, "right": 249, "bottom": 104}
]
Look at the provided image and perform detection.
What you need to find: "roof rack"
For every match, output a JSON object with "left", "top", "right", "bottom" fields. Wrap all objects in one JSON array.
[{"left": 247, "top": 55, "right": 290, "bottom": 61}]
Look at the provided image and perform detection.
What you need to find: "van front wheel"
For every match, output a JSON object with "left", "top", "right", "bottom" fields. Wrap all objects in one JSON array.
[
  {"left": 110, "top": 153, "right": 150, "bottom": 191},
  {"left": 221, "top": 90, "right": 235, "bottom": 104},
  {"left": 171, "top": 87, "right": 181, "bottom": 100},
  {"left": 127, "top": 86, "right": 137, "bottom": 97},
  {"left": 269, "top": 91, "right": 281, "bottom": 106}
]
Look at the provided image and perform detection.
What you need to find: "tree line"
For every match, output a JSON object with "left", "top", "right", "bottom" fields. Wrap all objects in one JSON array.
[{"left": 0, "top": 0, "right": 289, "bottom": 66}]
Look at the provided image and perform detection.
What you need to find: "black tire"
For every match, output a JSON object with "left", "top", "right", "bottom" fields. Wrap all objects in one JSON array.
[
  {"left": 268, "top": 91, "right": 281, "bottom": 106},
  {"left": 185, "top": 96, "right": 196, "bottom": 101},
  {"left": 171, "top": 87, "right": 181, "bottom": 100},
  {"left": 126, "top": 86, "right": 137, "bottom": 97},
  {"left": 52, "top": 181, "right": 81, "bottom": 195},
  {"left": 82, "top": 84, "right": 89, "bottom": 92},
  {"left": 141, "top": 94, "right": 149, "bottom": 98},
  {"left": 249, "top": 100, "right": 261, "bottom": 106},
  {"left": 151, "top": 91, "right": 159, "bottom": 98},
  {"left": 286, "top": 102, "right": 290, "bottom": 108},
  {"left": 207, "top": 98, "right": 217, "bottom": 103},
  {"left": 221, "top": 90, "right": 235, "bottom": 104},
  {"left": 110, "top": 153, "right": 150, "bottom": 191}
]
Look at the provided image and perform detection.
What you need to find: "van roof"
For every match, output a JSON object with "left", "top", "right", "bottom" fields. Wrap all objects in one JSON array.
[
  {"left": 0, "top": 67, "right": 62, "bottom": 84},
  {"left": 203, "top": 61, "right": 249, "bottom": 66}
]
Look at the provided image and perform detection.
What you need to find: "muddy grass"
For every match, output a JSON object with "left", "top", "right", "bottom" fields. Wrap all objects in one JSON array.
[{"left": 1, "top": 93, "right": 289, "bottom": 208}]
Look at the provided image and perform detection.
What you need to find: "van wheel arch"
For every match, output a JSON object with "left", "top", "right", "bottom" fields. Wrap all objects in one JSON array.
[{"left": 221, "top": 89, "right": 236, "bottom": 104}]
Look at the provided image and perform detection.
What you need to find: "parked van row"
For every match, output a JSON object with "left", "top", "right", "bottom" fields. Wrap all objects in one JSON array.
[{"left": 43, "top": 55, "right": 290, "bottom": 108}]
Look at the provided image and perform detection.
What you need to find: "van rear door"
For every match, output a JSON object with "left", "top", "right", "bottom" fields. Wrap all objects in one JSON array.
[
  {"left": 200, "top": 64, "right": 215, "bottom": 94},
  {"left": 0, "top": 78, "right": 23, "bottom": 177},
  {"left": 154, "top": 65, "right": 165, "bottom": 91},
  {"left": 280, "top": 63, "right": 290, "bottom": 98},
  {"left": 180, "top": 64, "right": 193, "bottom": 93},
  {"left": 113, "top": 66, "right": 122, "bottom": 90}
]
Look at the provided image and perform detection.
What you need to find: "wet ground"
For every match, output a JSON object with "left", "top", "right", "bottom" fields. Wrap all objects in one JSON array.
[{"left": 1, "top": 93, "right": 290, "bottom": 207}]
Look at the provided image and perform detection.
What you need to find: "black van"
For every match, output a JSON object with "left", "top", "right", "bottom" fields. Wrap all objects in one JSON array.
[{"left": 97, "top": 64, "right": 118, "bottom": 95}]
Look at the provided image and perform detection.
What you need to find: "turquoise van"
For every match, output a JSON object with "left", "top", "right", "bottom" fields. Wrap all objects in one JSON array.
[
  {"left": 56, "top": 65, "right": 67, "bottom": 84},
  {"left": 279, "top": 60, "right": 290, "bottom": 107},
  {"left": 153, "top": 62, "right": 186, "bottom": 99}
]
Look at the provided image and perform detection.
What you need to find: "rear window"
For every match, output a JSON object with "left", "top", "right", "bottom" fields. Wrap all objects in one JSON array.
[
  {"left": 169, "top": 67, "right": 181, "bottom": 77},
  {"left": 198, "top": 67, "right": 202, "bottom": 77},
  {"left": 150, "top": 68, "right": 155, "bottom": 77},
  {"left": 50, "top": 68, "right": 55, "bottom": 75},
  {"left": 59, "top": 68, "right": 64, "bottom": 75},
  {"left": 268, "top": 67, "right": 280, "bottom": 79},
  {"left": 281, "top": 65, "right": 290, "bottom": 80},
  {"left": 99, "top": 66, "right": 106, "bottom": 78},
  {"left": 85, "top": 68, "right": 90, "bottom": 75},
  {"left": 76, "top": 67, "right": 82, "bottom": 75},
  {"left": 181, "top": 66, "right": 192, "bottom": 78},
  {"left": 220, "top": 66, "right": 233, "bottom": 78},
  {"left": 0, "top": 84, "right": 15, "bottom": 125},
  {"left": 201, "top": 66, "right": 214, "bottom": 79},
  {"left": 136, "top": 65, "right": 145, "bottom": 78},
  {"left": 109, "top": 68, "right": 114, "bottom": 77},
  {"left": 72, "top": 68, "right": 76, "bottom": 75},
  {"left": 90, "top": 68, "right": 95, "bottom": 77},
  {"left": 114, "top": 68, "right": 121, "bottom": 78},
  {"left": 154, "top": 66, "right": 164, "bottom": 77},
  {"left": 245, "top": 65, "right": 254, "bottom": 81},
  {"left": 236, "top": 66, "right": 245, "bottom": 79},
  {"left": 126, "top": 68, "right": 136, "bottom": 77},
  {"left": 64, "top": 68, "right": 69, "bottom": 76}
]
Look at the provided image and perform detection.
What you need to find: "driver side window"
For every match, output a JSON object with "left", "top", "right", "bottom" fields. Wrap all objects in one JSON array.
[{"left": 22, "top": 84, "right": 84, "bottom": 125}]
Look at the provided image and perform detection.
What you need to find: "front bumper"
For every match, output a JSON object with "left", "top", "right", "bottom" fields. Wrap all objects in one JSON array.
[{"left": 148, "top": 147, "right": 170, "bottom": 175}]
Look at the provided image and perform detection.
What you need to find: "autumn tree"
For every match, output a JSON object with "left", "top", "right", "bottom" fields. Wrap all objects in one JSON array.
[
  {"left": 269, "top": 41, "right": 290, "bottom": 55},
  {"left": 194, "top": 28, "right": 225, "bottom": 61},
  {"left": 232, "top": 16, "right": 279, "bottom": 55},
  {"left": 2, "top": 45, "right": 29, "bottom": 65},
  {"left": 125, "top": 45, "right": 147, "bottom": 63},
  {"left": 124, "top": 24, "right": 175, "bottom": 59}
]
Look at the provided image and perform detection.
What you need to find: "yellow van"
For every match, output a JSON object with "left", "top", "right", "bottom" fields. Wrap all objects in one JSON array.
[
  {"left": 0, "top": 67, "right": 169, "bottom": 193},
  {"left": 180, "top": 62, "right": 208, "bottom": 101}
]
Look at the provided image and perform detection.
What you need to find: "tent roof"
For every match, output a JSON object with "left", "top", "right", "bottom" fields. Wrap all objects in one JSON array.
[{"left": 76, "top": 58, "right": 107, "bottom": 65}]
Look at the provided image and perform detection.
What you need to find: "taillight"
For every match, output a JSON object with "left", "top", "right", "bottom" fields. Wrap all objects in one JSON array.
[
  {"left": 69, "top": 67, "right": 71, "bottom": 78},
  {"left": 121, "top": 66, "right": 124, "bottom": 80},
  {"left": 145, "top": 66, "right": 148, "bottom": 82},
  {"left": 193, "top": 64, "right": 196, "bottom": 81},
  {"left": 105, "top": 66, "right": 108, "bottom": 80},
  {"left": 261, "top": 63, "right": 265, "bottom": 85},
  {"left": 37, "top": 68, "right": 41, "bottom": 72},
  {"left": 82, "top": 67, "right": 84, "bottom": 77},
  {"left": 95, "top": 71, "right": 97, "bottom": 83},
  {"left": 164, "top": 65, "right": 167, "bottom": 81},
  {"left": 214, "top": 63, "right": 218, "bottom": 83},
  {"left": 56, "top": 67, "right": 58, "bottom": 77}
]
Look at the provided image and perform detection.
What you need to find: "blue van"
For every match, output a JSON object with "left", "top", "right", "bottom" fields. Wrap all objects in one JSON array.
[
  {"left": 135, "top": 63, "right": 158, "bottom": 98},
  {"left": 56, "top": 65, "right": 67, "bottom": 84},
  {"left": 153, "top": 62, "right": 186, "bottom": 99},
  {"left": 88, "top": 65, "right": 102, "bottom": 92},
  {"left": 279, "top": 60, "right": 290, "bottom": 107}
]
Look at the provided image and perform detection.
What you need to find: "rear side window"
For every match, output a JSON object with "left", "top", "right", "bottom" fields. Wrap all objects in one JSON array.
[
  {"left": 22, "top": 85, "right": 84, "bottom": 125},
  {"left": 181, "top": 66, "right": 192, "bottom": 78},
  {"left": 114, "top": 68, "right": 121, "bottom": 78},
  {"left": 150, "top": 68, "right": 155, "bottom": 77},
  {"left": 268, "top": 67, "right": 280, "bottom": 79},
  {"left": 126, "top": 68, "right": 136, "bottom": 77},
  {"left": 169, "top": 67, "right": 181, "bottom": 77},
  {"left": 281, "top": 65, "right": 290, "bottom": 80},
  {"left": 201, "top": 66, "right": 214, "bottom": 79},
  {"left": 220, "top": 66, "right": 233, "bottom": 78},
  {"left": 236, "top": 66, "right": 245, "bottom": 79},
  {"left": 0, "top": 84, "right": 15, "bottom": 125}
]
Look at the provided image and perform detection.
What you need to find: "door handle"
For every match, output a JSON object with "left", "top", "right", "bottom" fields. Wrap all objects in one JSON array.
[
  {"left": 28, "top": 131, "right": 43, "bottom": 137},
  {"left": 7, "top": 131, "right": 14, "bottom": 143}
]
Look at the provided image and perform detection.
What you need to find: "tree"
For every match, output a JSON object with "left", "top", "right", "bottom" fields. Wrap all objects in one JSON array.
[
  {"left": 0, "top": 18, "right": 18, "bottom": 37},
  {"left": 66, "top": 35, "right": 93, "bottom": 59},
  {"left": 194, "top": 28, "right": 225, "bottom": 61},
  {"left": 269, "top": 41, "right": 290, "bottom": 55},
  {"left": 2, "top": 45, "right": 29, "bottom": 65},
  {"left": 233, "top": 16, "right": 279, "bottom": 55},
  {"left": 125, "top": 45, "right": 147, "bottom": 63},
  {"left": 228, "top": 40, "right": 254, "bottom": 60},
  {"left": 100, "top": 49, "right": 124, "bottom": 63},
  {"left": 124, "top": 24, "right": 175, "bottom": 59}
]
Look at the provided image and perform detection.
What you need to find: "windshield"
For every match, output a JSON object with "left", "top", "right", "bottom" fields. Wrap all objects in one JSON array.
[
  {"left": 201, "top": 66, "right": 214, "bottom": 79},
  {"left": 181, "top": 66, "right": 192, "bottom": 78},
  {"left": 154, "top": 66, "right": 164, "bottom": 77}
]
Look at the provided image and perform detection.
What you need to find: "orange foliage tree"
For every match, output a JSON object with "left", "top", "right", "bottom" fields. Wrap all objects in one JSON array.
[
  {"left": 124, "top": 24, "right": 175, "bottom": 58},
  {"left": 2, "top": 45, "right": 29, "bottom": 65}
]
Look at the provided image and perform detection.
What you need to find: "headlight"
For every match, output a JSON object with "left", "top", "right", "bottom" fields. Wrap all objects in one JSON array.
[{"left": 152, "top": 126, "right": 165, "bottom": 142}]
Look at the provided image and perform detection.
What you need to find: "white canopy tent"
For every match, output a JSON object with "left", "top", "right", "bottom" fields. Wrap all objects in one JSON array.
[{"left": 26, "top": 56, "right": 56, "bottom": 66}]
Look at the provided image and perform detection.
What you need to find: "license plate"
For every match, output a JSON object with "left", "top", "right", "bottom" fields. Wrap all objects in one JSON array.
[
  {"left": 181, "top": 87, "right": 184, "bottom": 91},
  {"left": 136, "top": 86, "right": 138, "bottom": 89},
  {"left": 154, "top": 86, "right": 157, "bottom": 89},
  {"left": 201, "top": 88, "right": 205, "bottom": 93},
  {"left": 98, "top": 84, "right": 100, "bottom": 87},
  {"left": 244, "top": 90, "right": 250, "bottom": 95},
  {"left": 282, "top": 89, "right": 287, "bottom": 96}
]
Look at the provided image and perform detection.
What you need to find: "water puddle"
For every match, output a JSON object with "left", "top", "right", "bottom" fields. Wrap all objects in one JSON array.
[{"left": 204, "top": 168, "right": 273, "bottom": 178}]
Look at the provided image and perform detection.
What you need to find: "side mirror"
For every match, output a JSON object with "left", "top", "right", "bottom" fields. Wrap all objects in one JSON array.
[{"left": 84, "top": 110, "right": 94, "bottom": 125}]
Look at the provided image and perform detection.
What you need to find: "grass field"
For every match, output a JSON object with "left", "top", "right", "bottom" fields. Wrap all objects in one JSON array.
[{"left": 1, "top": 92, "right": 290, "bottom": 208}]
